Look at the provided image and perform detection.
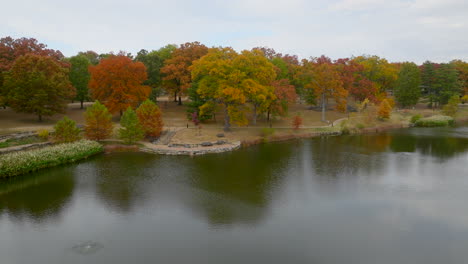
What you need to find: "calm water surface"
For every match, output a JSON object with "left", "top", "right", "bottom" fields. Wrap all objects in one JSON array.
[{"left": 1, "top": 127, "right": 468, "bottom": 264}]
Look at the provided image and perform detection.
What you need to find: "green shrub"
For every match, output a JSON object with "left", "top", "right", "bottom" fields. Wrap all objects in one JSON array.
[
  {"left": 410, "top": 114, "right": 422, "bottom": 124},
  {"left": 260, "top": 127, "right": 275, "bottom": 137},
  {"left": 0, "top": 140, "right": 102, "bottom": 178},
  {"left": 54, "top": 116, "right": 81, "bottom": 143},
  {"left": 442, "top": 95, "right": 460, "bottom": 117},
  {"left": 119, "top": 107, "right": 144, "bottom": 144},
  {"left": 340, "top": 120, "right": 351, "bottom": 135},
  {"left": 356, "top": 123, "right": 365, "bottom": 129},
  {"left": 415, "top": 115, "right": 454, "bottom": 127}
]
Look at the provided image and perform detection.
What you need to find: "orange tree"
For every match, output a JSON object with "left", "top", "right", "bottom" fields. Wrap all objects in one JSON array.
[
  {"left": 3, "top": 54, "right": 75, "bottom": 121},
  {"left": 161, "top": 42, "right": 208, "bottom": 105},
  {"left": 84, "top": 101, "right": 114, "bottom": 140},
  {"left": 136, "top": 100, "right": 163, "bottom": 138},
  {"left": 88, "top": 54, "right": 151, "bottom": 116}
]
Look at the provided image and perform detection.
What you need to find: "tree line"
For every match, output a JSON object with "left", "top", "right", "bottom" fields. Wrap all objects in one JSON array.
[{"left": 0, "top": 36, "right": 466, "bottom": 130}]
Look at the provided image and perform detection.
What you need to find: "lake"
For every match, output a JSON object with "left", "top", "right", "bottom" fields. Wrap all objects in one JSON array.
[{"left": 1, "top": 126, "right": 468, "bottom": 264}]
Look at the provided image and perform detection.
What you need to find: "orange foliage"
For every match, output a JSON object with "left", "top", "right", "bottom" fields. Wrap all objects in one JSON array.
[
  {"left": 378, "top": 99, "right": 392, "bottom": 119},
  {"left": 292, "top": 115, "right": 303, "bottom": 130},
  {"left": 84, "top": 101, "right": 114, "bottom": 140},
  {"left": 88, "top": 55, "right": 151, "bottom": 115},
  {"left": 136, "top": 100, "right": 164, "bottom": 138}
]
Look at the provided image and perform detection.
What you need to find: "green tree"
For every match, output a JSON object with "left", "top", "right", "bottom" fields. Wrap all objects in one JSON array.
[
  {"left": 53, "top": 116, "right": 81, "bottom": 143},
  {"left": 394, "top": 62, "right": 421, "bottom": 107},
  {"left": 3, "top": 54, "right": 75, "bottom": 121},
  {"left": 434, "top": 63, "right": 461, "bottom": 105},
  {"left": 421, "top": 61, "right": 437, "bottom": 108},
  {"left": 84, "top": 101, "right": 114, "bottom": 141},
  {"left": 68, "top": 54, "right": 91, "bottom": 109},
  {"left": 119, "top": 107, "right": 144, "bottom": 144},
  {"left": 442, "top": 95, "right": 460, "bottom": 117}
]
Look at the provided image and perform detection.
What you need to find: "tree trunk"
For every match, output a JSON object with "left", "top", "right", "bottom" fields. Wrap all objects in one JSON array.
[
  {"left": 223, "top": 106, "right": 231, "bottom": 132},
  {"left": 120, "top": 110, "right": 123, "bottom": 117},
  {"left": 80, "top": 100, "right": 84, "bottom": 109},
  {"left": 178, "top": 96, "right": 182, "bottom": 105},
  {"left": 38, "top": 114, "right": 42, "bottom": 122},
  {"left": 174, "top": 92, "right": 177, "bottom": 102},
  {"left": 321, "top": 92, "right": 326, "bottom": 123},
  {"left": 267, "top": 108, "right": 270, "bottom": 122},
  {"left": 252, "top": 104, "right": 257, "bottom": 125}
]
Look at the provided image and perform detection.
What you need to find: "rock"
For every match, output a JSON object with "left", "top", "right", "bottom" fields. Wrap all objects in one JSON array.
[
  {"left": 216, "top": 133, "right": 225, "bottom": 138},
  {"left": 184, "top": 144, "right": 192, "bottom": 148},
  {"left": 216, "top": 140, "right": 226, "bottom": 145},
  {"left": 201, "top": 142, "right": 213, "bottom": 147}
]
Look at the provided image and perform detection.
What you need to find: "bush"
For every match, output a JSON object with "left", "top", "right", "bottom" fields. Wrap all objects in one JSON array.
[
  {"left": 84, "top": 101, "right": 114, "bottom": 141},
  {"left": 37, "top": 129, "right": 49, "bottom": 140},
  {"left": 292, "top": 115, "right": 303, "bottom": 130},
  {"left": 0, "top": 140, "right": 102, "bottom": 178},
  {"left": 356, "top": 123, "right": 365, "bottom": 129},
  {"left": 340, "top": 120, "right": 351, "bottom": 135},
  {"left": 415, "top": 115, "right": 454, "bottom": 127},
  {"left": 119, "top": 107, "right": 144, "bottom": 144},
  {"left": 260, "top": 127, "right": 275, "bottom": 138},
  {"left": 410, "top": 114, "right": 422, "bottom": 124},
  {"left": 53, "top": 116, "right": 81, "bottom": 143},
  {"left": 442, "top": 95, "right": 460, "bottom": 117},
  {"left": 378, "top": 99, "right": 392, "bottom": 119},
  {"left": 136, "top": 100, "right": 163, "bottom": 138}
]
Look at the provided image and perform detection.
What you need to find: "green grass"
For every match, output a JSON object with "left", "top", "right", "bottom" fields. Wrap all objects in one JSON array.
[
  {"left": 0, "top": 136, "right": 43, "bottom": 149},
  {"left": 415, "top": 115, "right": 454, "bottom": 127}
]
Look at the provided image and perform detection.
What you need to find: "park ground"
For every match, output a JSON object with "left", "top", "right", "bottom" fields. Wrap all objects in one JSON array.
[{"left": 1, "top": 97, "right": 467, "bottom": 145}]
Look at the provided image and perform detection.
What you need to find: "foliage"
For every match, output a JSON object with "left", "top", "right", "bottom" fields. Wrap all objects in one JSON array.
[
  {"left": 84, "top": 101, "right": 114, "bottom": 140},
  {"left": 352, "top": 55, "right": 398, "bottom": 94},
  {"left": 415, "top": 115, "right": 454, "bottom": 127},
  {"left": 68, "top": 54, "right": 91, "bottom": 108},
  {"left": 186, "top": 80, "right": 215, "bottom": 121},
  {"left": 292, "top": 115, "right": 303, "bottom": 130},
  {"left": 53, "top": 116, "right": 81, "bottom": 143},
  {"left": 77, "top": 50, "right": 100, "bottom": 65},
  {"left": 161, "top": 42, "right": 208, "bottom": 104},
  {"left": 433, "top": 63, "right": 461, "bottom": 105},
  {"left": 377, "top": 99, "right": 392, "bottom": 119},
  {"left": 451, "top": 60, "right": 468, "bottom": 97},
  {"left": 334, "top": 58, "right": 378, "bottom": 102},
  {"left": 3, "top": 54, "right": 75, "bottom": 121},
  {"left": 88, "top": 55, "right": 151, "bottom": 115},
  {"left": 260, "top": 127, "right": 275, "bottom": 138},
  {"left": 136, "top": 100, "right": 163, "bottom": 138},
  {"left": 394, "top": 62, "right": 421, "bottom": 107},
  {"left": 268, "top": 79, "right": 297, "bottom": 119},
  {"left": 410, "top": 114, "right": 422, "bottom": 124},
  {"left": 0, "top": 140, "right": 102, "bottom": 178},
  {"left": 37, "top": 129, "right": 50, "bottom": 140},
  {"left": 442, "top": 95, "right": 460, "bottom": 117},
  {"left": 119, "top": 107, "right": 144, "bottom": 144},
  {"left": 462, "top": 95, "right": 468, "bottom": 104}
]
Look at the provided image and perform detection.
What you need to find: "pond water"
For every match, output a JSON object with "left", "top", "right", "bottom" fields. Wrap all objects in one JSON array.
[{"left": 1, "top": 127, "right": 468, "bottom": 264}]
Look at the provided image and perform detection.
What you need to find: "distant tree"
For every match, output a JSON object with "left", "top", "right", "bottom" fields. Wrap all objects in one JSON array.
[
  {"left": 161, "top": 42, "right": 208, "bottom": 105},
  {"left": 136, "top": 100, "right": 163, "bottom": 138},
  {"left": 451, "top": 60, "right": 468, "bottom": 96},
  {"left": 77, "top": 50, "right": 100, "bottom": 65},
  {"left": 378, "top": 99, "right": 392, "bottom": 119},
  {"left": 88, "top": 55, "right": 151, "bottom": 116},
  {"left": 3, "top": 54, "right": 75, "bottom": 121},
  {"left": 442, "top": 95, "right": 460, "bottom": 117},
  {"left": 394, "top": 62, "right": 421, "bottom": 107},
  {"left": 53, "top": 116, "right": 81, "bottom": 143},
  {"left": 433, "top": 63, "right": 461, "bottom": 105},
  {"left": 334, "top": 58, "right": 378, "bottom": 103},
  {"left": 84, "top": 101, "right": 113, "bottom": 140},
  {"left": 420, "top": 61, "right": 437, "bottom": 107},
  {"left": 352, "top": 55, "right": 398, "bottom": 94},
  {"left": 292, "top": 115, "right": 302, "bottom": 130},
  {"left": 119, "top": 107, "right": 144, "bottom": 144},
  {"left": 68, "top": 54, "right": 91, "bottom": 109},
  {"left": 268, "top": 79, "right": 297, "bottom": 120}
]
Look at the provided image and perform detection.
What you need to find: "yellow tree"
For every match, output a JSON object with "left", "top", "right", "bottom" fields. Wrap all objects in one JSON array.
[
  {"left": 352, "top": 55, "right": 398, "bottom": 96},
  {"left": 301, "top": 59, "right": 348, "bottom": 122}
]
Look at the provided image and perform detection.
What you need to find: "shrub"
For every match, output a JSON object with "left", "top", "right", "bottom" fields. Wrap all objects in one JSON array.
[
  {"left": 0, "top": 140, "right": 102, "bottom": 178},
  {"left": 84, "top": 101, "right": 114, "bottom": 140},
  {"left": 119, "top": 107, "right": 144, "bottom": 144},
  {"left": 340, "top": 120, "right": 351, "bottom": 135},
  {"left": 462, "top": 95, "right": 468, "bottom": 104},
  {"left": 442, "top": 95, "right": 460, "bottom": 117},
  {"left": 410, "top": 114, "right": 422, "bottom": 124},
  {"left": 378, "top": 99, "right": 392, "bottom": 119},
  {"left": 260, "top": 127, "right": 275, "bottom": 138},
  {"left": 356, "top": 123, "right": 365, "bottom": 129},
  {"left": 53, "top": 116, "right": 81, "bottom": 143},
  {"left": 292, "top": 115, "right": 303, "bottom": 130},
  {"left": 37, "top": 129, "right": 49, "bottom": 140},
  {"left": 415, "top": 115, "right": 454, "bottom": 127},
  {"left": 136, "top": 100, "right": 163, "bottom": 138}
]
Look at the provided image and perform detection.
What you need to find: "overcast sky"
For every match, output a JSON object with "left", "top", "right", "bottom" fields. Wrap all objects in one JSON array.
[{"left": 1, "top": 0, "right": 467, "bottom": 63}]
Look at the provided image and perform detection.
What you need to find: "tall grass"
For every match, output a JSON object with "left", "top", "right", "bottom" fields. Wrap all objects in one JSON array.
[{"left": 0, "top": 140, "right": 102, "bottom": 178}]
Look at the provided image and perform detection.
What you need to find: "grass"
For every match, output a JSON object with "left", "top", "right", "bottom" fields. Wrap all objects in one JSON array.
[
  {"left": 0, "top": 140, "right": 103, "bottom": 178},
  {"left": 415, "top": 115, "right": 454, "bottom": 127},
  {"left": 0, "top": 136, "right": 44, "bottom": 149}
]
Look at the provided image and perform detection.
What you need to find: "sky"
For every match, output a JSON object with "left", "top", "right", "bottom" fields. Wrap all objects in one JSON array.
[{"left": 1, "top": 0, "right": 467, "bottom": 64}]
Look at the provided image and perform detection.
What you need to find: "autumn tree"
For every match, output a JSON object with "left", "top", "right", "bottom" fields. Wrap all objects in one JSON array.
[
  {"left": 88, "top": 54, "right": 151, "bottom": 116},
  {"left": 334, "top": 58, "right": 378, "bottom": 103},
  {"left": 68, "top": 54, "right": 91, "bottom": 109},
  {"left": 77, "top": 50, "right": 100, "bottom": 65},
  {"left": 267, "top": 79, "right": 297, "bottom": 121},
  {"left": 378, "top": 99, "right": 392, "bottom": 119},
  {"left": 300, "top": 57, "right": 348, "bottom": 122},
  {"left": 352, "top": 55, "right": 398, "bottom": 95},
  {"left": 191, "top": 47, "right": 246, "bottom": 131},
  {"left": 53, "top": 116, "right": 81, "bottom": 143},
  {"left": 451, "top": 60, "right": 468, "bottom": 96},
  {"left": 394, "top": 62, "right": 421, "bottom": 107},
  {"left": 136, "top": 100, "right": 163, "bottom": 138},
  {"left": 161, "top": 42, "right": 208, "bottom": 105},
  {"left": 119, "top": 107, "right": 144, "bottom": 144},
  {"left": 84, "top": 101, "right": 114, "bottom": 140},
  {"left": 3, "top": 54, "right": 75, "bottom": 121},
  {"left": 292, "top": 115, "right": 303, "bottom": 130}
]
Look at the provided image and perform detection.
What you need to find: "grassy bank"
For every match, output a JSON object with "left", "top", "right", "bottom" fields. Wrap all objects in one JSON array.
[
  {"left": 0, "top": 140, "right": 103, "bottom": 178},
  {"left": 415, "top": 115, "right": 454, "bottom": 127}
]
